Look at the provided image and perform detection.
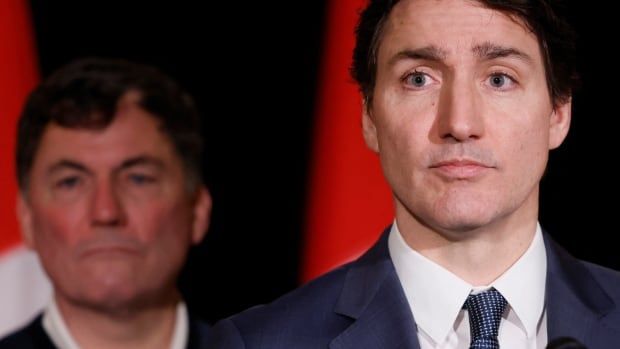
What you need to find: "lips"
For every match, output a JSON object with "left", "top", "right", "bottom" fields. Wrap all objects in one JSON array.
[
  {"left": 429, "top": 159, "right": 494, "bottom": 179},
  {"left": 80, "top": 244, "right": 140, "bottom": 257},
  {"left": 76, "top": 237, "right": 143, "bottom": 258}
]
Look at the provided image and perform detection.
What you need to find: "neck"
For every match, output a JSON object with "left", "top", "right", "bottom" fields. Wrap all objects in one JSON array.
[
  {"left": 55, "top": 294, "right": 180, "bottom": 349},
  {"left": 396, "top": 191, "right": 539, "bottom": 286}
]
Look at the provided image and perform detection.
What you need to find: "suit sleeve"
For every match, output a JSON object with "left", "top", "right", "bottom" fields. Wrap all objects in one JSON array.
[{"left": 206, "top": 319, "right": 246, "bottom": 349}]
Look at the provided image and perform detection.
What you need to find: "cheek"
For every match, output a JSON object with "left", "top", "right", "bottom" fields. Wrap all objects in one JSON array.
[
  {"left": 509, "top": 118, "right": 550, "bottom": 163},
  {"left": 129, "top": 200, "right": 193, "bottom": 244},
  {"left": 497, "top": 93, "right": 552, "bottom": 154},
  {"left": 374, "top": 100, "right": 431, "bottom": 157},
  {"left": 133, "top": 201, "right": 194, "bottom": 275},
  {"left": 496, "top": 118, "right": 550, "bottom": 191},
  {"left": 380, "top": 120, "right": 431, "bottom": 176},
  {"left": 31, "top": 206, "right": 84, "bottom": 248}
]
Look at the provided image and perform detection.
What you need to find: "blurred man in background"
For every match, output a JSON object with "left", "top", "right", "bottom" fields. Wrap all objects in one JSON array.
[{"left": 0, "top": 58, "right": 211, "bottom": 349}]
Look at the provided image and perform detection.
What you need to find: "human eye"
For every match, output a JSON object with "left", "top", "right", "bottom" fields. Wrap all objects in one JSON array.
[
  {"left": 127, "top": 173, "right": 157, "bottom": 186},
  {"left": 487, "top": 72, "right": 517, "bottom": 91},
  {"left": 50, "top": 173, "right": 88, "bottom": 202},
  {"left": 54, "top": 176, "right": 82, "bottom": 190},
  {"left": 121, "top": 170, "right": 162, "bottom": 198},
  {"left": 402, "top": 70, "right": 435, "bottom": 90}
]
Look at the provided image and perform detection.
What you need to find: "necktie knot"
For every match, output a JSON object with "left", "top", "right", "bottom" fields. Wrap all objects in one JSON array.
[{"left": 464, "top": 288, "right": 507, "bottom": 349}]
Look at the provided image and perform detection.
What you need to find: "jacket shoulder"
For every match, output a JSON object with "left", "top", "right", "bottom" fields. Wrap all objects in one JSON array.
[
  {"left": 208, "top": 263, "right": 355, "bottom": 349},
  {"left": 233, "top": 262, "right": 352, "bottom": 329},
  {"left": 578, "top": 261, "right": 620, "bottom": 345},
  {"left": 584, "top": 260, "right": 620, "bottom": 281},
  {"left": 582, "top": 261, "right": 620, "bottom": 302},
  {"left": 0, "top": 315, "right": 55, "bottom": 349},
  {"left": 208, "top": 229, "right": 395, "bottom": 349},
  {"left": 188, "top": 315, "right": 211, "bottom": 349}
]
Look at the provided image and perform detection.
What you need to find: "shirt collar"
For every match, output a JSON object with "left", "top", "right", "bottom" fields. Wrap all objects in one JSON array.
[
  {"left": 493, "top": 223, "right": 546, "bottom": 338},
  {"left": 43, "top": 299, "right": 189, "bottom": 349},
  {"left": 388, "top": 222, "right": 546, "bottom": 344},
  {"left": 42, "top": 299, "right": 80, "bottom": 349},
  {"left": 388, "top": 223, "right": 472, "bottom": 344},
  {"left": 170, "top": 301, "right": 189, "bottom": 349}
]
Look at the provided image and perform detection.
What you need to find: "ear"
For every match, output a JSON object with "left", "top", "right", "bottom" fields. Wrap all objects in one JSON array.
[
  {"left": 548, "top": 98, "right": 572, "bottom": 150},
  {"left": 362, "top": 101, "right": 379, "bottom": 153},
  {"left": 17, "top": 194, "right": 35, "bottom": 249},
  {"left": 190, "top": 186, "right": 212, "bottom": 245}
]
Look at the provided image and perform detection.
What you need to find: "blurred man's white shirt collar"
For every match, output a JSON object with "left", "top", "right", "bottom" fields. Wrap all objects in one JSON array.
[
  {"left": 388, "top": 221, "right": 548, "bottom": 348},
  {"left": 42, "top": 299, "right": 189, "bottom": 349}
]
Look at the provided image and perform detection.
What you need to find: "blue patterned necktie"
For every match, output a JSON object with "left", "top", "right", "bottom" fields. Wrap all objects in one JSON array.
[{"left": 464, "top": 288, "right": 508, "bottom": 349}]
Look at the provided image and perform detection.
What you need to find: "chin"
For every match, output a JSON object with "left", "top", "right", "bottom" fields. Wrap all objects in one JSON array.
[
  {"left": 63, "top": 274, "right": 143, "bottom": 310},
  {"left": 432, "top": 216, "right": 494, "bottom": 234},
  {"left": 83, "top": 286, "right": 140, "bottom": 310},
  {"left": 428, "top": 196, "right": 501, "bottom": 233}
]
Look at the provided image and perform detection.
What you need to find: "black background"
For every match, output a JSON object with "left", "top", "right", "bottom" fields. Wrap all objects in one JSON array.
[{"left": 28, "top": 1, "right": 619, "bottom": 324}]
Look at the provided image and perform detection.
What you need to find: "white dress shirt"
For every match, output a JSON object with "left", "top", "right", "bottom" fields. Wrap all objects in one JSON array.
[
  {"left": 42, "top": 299, "right": 189, "bottom": 349},
  {"left": 388, "top": 222, "right": 548, "bottom": 348}
]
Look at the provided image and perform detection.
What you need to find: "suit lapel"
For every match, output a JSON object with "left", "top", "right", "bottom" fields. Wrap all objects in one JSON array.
[
  {"left": 544, "top": 234, "right": 615, "bottom": 343},
  {"left": 329, "top": 229, "right": 421, "bottom": 349},
  {"left": 328, "top": 229, "right": 617, "bottom": 348}
]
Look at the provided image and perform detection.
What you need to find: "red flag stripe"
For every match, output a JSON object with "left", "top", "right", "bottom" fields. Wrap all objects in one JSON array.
[
  {"left": 0, "top": 0, "right": 39, "bottom": 252},
  {"left": 302, "top": 0, "right": 393, "bottom": 282}
]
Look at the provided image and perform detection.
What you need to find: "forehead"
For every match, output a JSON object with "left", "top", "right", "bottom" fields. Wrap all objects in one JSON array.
[
  {"left": 33, "top": 103, "right": 178, "bottom": 170},
  {"left": 381, "top": 0, "right": 541, "bottom": 62}
]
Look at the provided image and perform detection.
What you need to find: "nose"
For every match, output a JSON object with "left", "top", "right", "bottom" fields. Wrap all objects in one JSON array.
[
  {"left": 90, "top": 179, "right": 126, "bottom": 227},
  {"left": 436, "top": 76, "right": 485, "bottom": 142}
]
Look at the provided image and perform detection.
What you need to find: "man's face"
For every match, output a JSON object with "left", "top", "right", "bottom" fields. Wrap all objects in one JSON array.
[
  {"left": 363, "top": 0, "right": 571, "bottom": 237},
  {"left": 19, "top": 95, "right": 211, "bottom": 312}
]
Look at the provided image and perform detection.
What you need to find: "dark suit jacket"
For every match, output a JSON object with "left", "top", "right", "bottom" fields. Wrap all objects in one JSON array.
[
  {"left": 208, "top": 228, "right": 620, "bottom": 348},
  {"left": 0, "top": 312, "right": 211, "bottom": 349}
]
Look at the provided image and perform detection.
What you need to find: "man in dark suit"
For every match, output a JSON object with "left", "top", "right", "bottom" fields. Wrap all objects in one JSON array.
[
  {"left": 209, "top": 0, "right": 620, "bottom": 348},
  {"left": 0, "top": 58, "right": 211, "bottom": 349}
]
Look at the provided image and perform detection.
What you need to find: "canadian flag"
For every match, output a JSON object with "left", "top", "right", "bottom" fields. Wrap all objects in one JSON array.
[
  {"left": 0, "top": 0, "right": 52, "bottom": 338},
  {"left": 301, "top": 0, "right": 393, "bottom": 282}
]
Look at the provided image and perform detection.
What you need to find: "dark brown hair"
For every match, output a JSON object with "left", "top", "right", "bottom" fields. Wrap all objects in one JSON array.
[
  {"left": 351, "top": 0, "right": 578, "bottom": 108},
  {"left": 17, "top": 57, "right": 203, "bottom": 191}
]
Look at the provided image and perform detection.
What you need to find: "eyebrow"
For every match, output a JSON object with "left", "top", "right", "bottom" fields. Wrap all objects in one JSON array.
[
  {"left": 473, "top": 42, "right": 533, "bottom": 63},
  {"left": 47, "top": 160, "right": 91, "bottom": 176},
  {"left": 118, "top": 155, "right": 165, "bottom": 171},
  {"left": 389, "top": 46, "right": 448, "bottom": 66},
  {"left": 389, "top": 43, "right": 533, "bottom": 66},
  {"left": 46, "top": 155, "right": 164, "bottom": 177}
]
